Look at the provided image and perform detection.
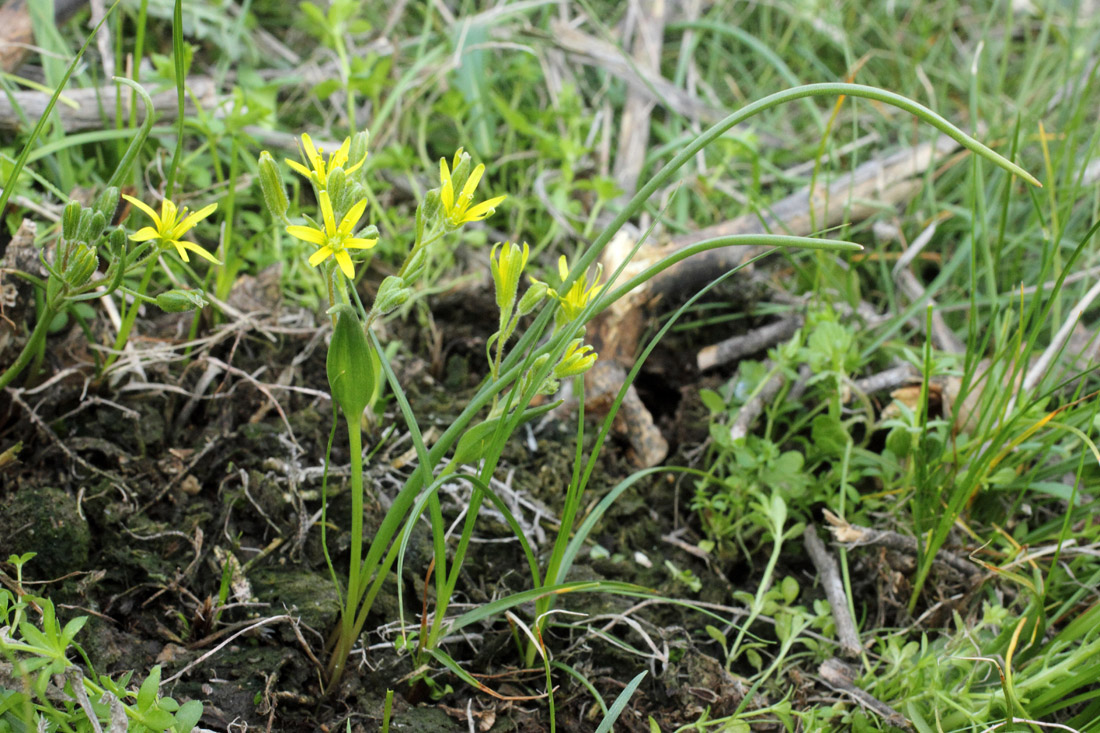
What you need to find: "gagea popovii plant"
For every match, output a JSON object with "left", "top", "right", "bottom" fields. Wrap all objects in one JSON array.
[{"left": 259, "top": 82, "right": 1039, "bottom": 698}]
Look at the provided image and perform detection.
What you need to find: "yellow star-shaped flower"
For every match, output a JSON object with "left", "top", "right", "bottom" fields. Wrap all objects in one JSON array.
[
  {"left": 122, "top": 194, "right": 220, "bottom": 264},
  {"left": 553, "top": 255, "right": 602, "bottom": 323},
  {"left": 285, "top": 190, "right": 377, "bottom": 279},
  {"left": 286, "top": 133, "right": 367, "bottom": 187},
  {"left": 439, "top": 149, "right": 506, "bottom": 228}
]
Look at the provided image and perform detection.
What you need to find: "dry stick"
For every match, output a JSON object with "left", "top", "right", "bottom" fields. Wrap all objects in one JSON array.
[
  {"left": 802, "top": 524, "right": 862, "bottom": 658},
  {"left": 0, "top": 0, "right": 87, "bottom": 73},
  {"left": 0, "top": 77, "right": 219, "bottom": 133},
  {"left": 612, "top": 0, "right": 667, "bottom": 197},
  {"left": 697, "top": 314, "right": 804, "bottom": 371},
  {"left": 1015, "top": 277, "right": 1100, "bottom": 410},
  {"left": 818, "top": 658, "right": 912, "bottom": 731},
  {"left": 547, "top": 17, "right": 739, "bottom": 129},
  {"left": 729, "top": 359, "right": 786, "bottom": 442},
  {"left": 851, "top": 363, "right": 919, "bottom": 396},
  {"left": 823, "top": 509, "right": 980, "bottom": 579},
  {"left": 595, "top": 136, "right": 960, "bottom": 435},
  {"left": 584, "top": 0, "right": 671, "bottom": 467}
]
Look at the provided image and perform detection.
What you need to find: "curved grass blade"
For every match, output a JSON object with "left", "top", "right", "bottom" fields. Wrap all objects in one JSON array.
[{"left": 594, "top": 671, "right": 647, "bottom": 733}]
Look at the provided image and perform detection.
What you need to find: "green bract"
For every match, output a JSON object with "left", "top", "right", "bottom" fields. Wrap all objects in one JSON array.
[{"left": 326, "top": 304, "right": 375, "bottom": 417}]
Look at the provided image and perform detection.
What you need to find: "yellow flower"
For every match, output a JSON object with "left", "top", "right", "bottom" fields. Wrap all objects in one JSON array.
[
  {"left": 553, "top": 255, "right": 602, "bottom": 323},
  {"left": 286, "top": 133, "right": 367, "bottom": 187},
  {"left": 285, "top": 190, "right": 376, "bottom": 279},
  {"left": 439, "top": 149, "right": 506, "bottom": 228},
  {"left": 122, "top": 194, "right": 220, "bottom": 264},
  {"left": 554, "top": 338, "right": 598, "bottom": 379}
]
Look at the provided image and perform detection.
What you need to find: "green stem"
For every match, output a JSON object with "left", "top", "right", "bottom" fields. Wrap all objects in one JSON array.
[
  {"left": 342, "top": 412, "right": 364, "bottom": 658},
  {"left": 0, "top": 301, "right": 59, "bottom": 390},
  {"left": 103, "top": 257, "right": 156, "bottom": 373}
]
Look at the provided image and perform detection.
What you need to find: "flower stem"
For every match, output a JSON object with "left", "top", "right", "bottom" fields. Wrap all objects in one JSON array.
[
  {"left": 0, "top": 301, "right": 59, "bottom": 390},
  {"left": 103, "top": 257, "right": 157, "bottom": 373}
]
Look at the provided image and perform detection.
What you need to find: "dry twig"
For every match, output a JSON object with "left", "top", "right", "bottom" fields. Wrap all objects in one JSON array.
[{"left": 803, "top": 524, "right": 862, "bottom": 658}]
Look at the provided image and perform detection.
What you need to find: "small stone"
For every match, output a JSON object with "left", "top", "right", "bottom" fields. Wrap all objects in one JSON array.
[{"left": 180, "top": 474, "right": 202, "bottom": 495}]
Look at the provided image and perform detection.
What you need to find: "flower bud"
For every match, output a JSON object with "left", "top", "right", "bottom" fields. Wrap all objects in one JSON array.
[
  {"left": 155, "top": 288, "right": 208, "bottom": 312},
  {"left": 553, "top": 338, "right": 598, "bottom": 379},
  {"left": 348, "top": 130, "right": 370, "bottom": 180},
  {"left": 517, "top": 278, "right": 548, "bottom": 316},
  {"left": 374, "top": 275, "right": 411, "bottom": 315},
  {"left": 94, "top": 186, "right": 120, "bottom": 222},
  {"left": 63, "top": 243, "right": 98, "bottom": 288},
  {"left": 107, "top": 227, "right": 127, "bottom": 256},
  {"left": 421, "top": 189, "right": 441, "bottom": 227},
  {"left": 326, "top": 167, "right": 347, "bottom": 206},
  {"left": 326, "top": 304, "right": 376, "bottom": 418},
  {"left": 490, "top": 242, "right": 529, "bottom": 315},
  {"left": 258, "top": 151, "right": 289, "bottom": 223},
  {"left": 62, "top": 201, "right": 81, "bottom": 241},
  {"left": 404, "top": 246, "right": 429, "bottom": 284},
  {"left": 448, "top": 149, "right": 472, "bottom": 194},
  {"left": 81, "top": 210, "right": 107, "bottom": 244}
]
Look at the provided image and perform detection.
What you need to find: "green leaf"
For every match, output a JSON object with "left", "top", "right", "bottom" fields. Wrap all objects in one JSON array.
[
  {"left": 780, "top": 576, "right": 800, "bottom": 604},
  {"left": 174, "top": 700, "right": 204, "bottom": 731},
  {"left": 136, "top": 665, "right": 162, "bottom": 711},
  {"left": 699, "top": 388, "right": 726, "bottom": 414},
  {"left": 811, "top": 414, "right": 849, "bottom": 457}
]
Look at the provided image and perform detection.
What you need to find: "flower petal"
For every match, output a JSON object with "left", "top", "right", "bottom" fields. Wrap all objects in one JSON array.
[
  {"left": 558, "top": 255, "right": 569, "bottom": 281},
  {"left": 129, "top": 227, "right": 161, "bottom": 242},
  {"left": 122, "top": 195, "right": 162, "bottom": 228},
  {"left": 462, "top": 195, "right": 506, "bottom": 222},
  {"left": 334, "top": 249, "right": 355, "bottom": 279},
  {"left": 461, "top": 164, "right": 485, "bottom": 201},
  {"left": 308, "top": 246, "right": 333, "bottom": 268},
  {"left": 339, "top": 198, "right": 368, "bottom": 235},
  {"left": 286, "top": 225, "right": 325, "bottom": 245},
  {"left": 175, "top": 202, "right": 218, "bottom": 234},
  {"left": 319, "top": 190, "right": 337, "bottom": 235},
  {"left": 439, "top": 158, "right": 454, "bottom": 211},
  {"left": 179, "top": 240, "right": 222, "bottom": 264},
  {"left": 345, "top": 148, "right": 368, "bottom": 175},
  {"left": 286, "top": 159, "right": 313, "bottom": 180},
  {"left": 160, "top": 199, "right": 178, "bottom": 228},
  {"left": 171, "top": 241, "right": 191, "bottom": 263},
  {"left": 330, "top": 138, "right": 350, "bottom": 171},
  {"left": 344, "top": 237, "right": 377, "bottom": 250},
  {"left": 302, "top": 133, "right": 323, "bottom": 172}
]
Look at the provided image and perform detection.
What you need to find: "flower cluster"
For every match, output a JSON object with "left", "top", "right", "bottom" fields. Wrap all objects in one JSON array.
[{"left": 270, "top": 132, "right": 376, "bottom": 280}]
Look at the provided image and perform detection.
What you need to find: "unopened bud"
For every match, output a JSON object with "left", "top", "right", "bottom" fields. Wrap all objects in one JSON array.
[
  {"left": 404, "top": 246, "right": 429, "bottom": 283},
  {"left": 94, "top": 186, "right": 120, "bottom": 222},
  {"left": 553, "top": 338, "right": 598, "bottom": 379},
  {"left": 517, "top": 279, "right": 548, "bottom": 316},
  {"left": 63, "top": 243, "right": 98, "bottom": 288},
  {"left": 258, "top": 151, "right": 289, "bottom": 223},
  {"left": 348, "top": 130, "right": 370, "bottom": 180},
  {"left": 107, "top": 227, "right": 127, "bottom": 255},
  {"left": 326, "top": 167, "right": 347, "bottom": 207},
  {"left": 155, "top": 289, "right": 208, "bottom": 312},
  {"left": 62, "top": 201, "right": 81, "bottom": 241},
  {"left": 374, "top": 276, "right": 411, "bottom": 314}
]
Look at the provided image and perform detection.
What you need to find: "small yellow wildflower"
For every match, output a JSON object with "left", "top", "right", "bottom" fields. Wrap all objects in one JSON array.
[
  {"left": 553, "top": 255, "right": 602, "bottom": 323},
  {"left": 122, "top": 194, "right": 220, "bottom": 264},
  {"left": 286, "top": 133, "right": 367, "bottom": 186},
  {"left": 285, "top": 190, "right": 376, "bottom": 279},
  {"left": 554, "top": 338, "right": 598, "bottom": 379},
  {"left": 439, "top": 149, "right": 506, "bottom": 228}
]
